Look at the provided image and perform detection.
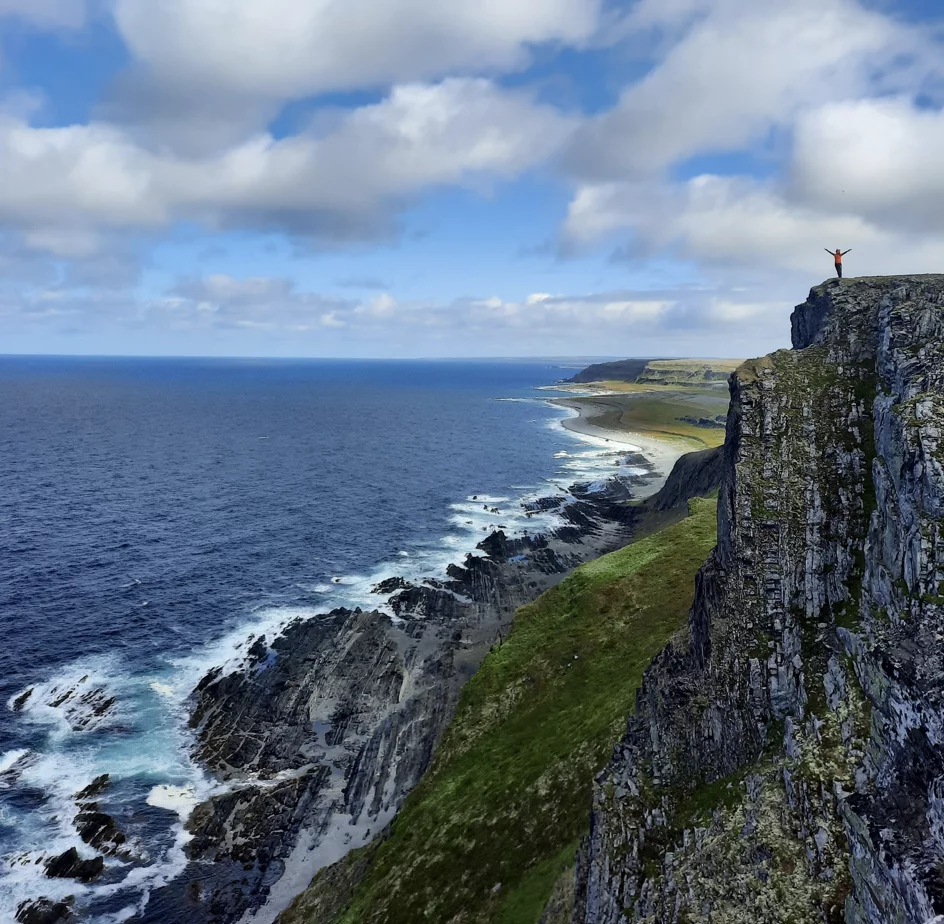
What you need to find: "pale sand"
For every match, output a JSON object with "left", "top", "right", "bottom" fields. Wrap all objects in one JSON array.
[{"left": 552, "top": 397, "right": 692, "bottom": 500}]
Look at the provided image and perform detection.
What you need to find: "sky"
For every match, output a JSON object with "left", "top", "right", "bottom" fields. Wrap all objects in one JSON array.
[{"left": 1, "top": 0, "right": 943, "bottom": 358}]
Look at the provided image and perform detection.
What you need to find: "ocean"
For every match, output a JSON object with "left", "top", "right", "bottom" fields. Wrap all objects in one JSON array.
[{"left": 0, "top": 356, "right": 632, "bottom": 922}]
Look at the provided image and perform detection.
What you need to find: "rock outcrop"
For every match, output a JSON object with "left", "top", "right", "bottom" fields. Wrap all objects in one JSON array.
[
  {"left": 572, "top": 276, "right": 944, "bottom": 923},
  {"left": 137, "top": 473, "right": 670, "bottom": 923}
]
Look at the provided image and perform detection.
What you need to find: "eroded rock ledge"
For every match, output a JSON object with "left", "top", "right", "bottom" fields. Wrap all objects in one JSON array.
[{"left": 573, "top": 276, "right": 944, "bottom": 924}]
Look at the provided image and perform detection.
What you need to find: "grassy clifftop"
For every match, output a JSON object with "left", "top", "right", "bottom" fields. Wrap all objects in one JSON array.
[
  {"left": 569, "top": 358, "right": 741, "bottom": 388},
  {"left": 281, "top": 497, "right": 718, "bottom": 924}
]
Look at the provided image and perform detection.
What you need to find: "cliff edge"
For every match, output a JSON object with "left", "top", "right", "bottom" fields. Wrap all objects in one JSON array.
[{"left": 574, "top": 275, "right": 944, "bottom": 923}]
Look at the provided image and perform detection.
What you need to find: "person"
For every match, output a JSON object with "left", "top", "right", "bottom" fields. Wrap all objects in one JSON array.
[{"left": 825, "top": 247, "right": 851, "bottom": 278}]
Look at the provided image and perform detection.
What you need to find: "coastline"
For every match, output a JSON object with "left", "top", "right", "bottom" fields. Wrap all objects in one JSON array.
[
  {"left": 550, "top": 394, "right": 694, "bottom": 500},
  {"left": 126, "top": 392, "right": 695, "bottom": 924}
]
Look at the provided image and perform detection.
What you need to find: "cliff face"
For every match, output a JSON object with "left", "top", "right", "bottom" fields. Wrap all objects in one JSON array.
[{"left": 574, "top": 276, "right": 944, "bottom": 924}]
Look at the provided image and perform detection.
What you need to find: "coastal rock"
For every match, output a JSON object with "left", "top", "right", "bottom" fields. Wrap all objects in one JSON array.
[
  {"left": 44, "top": 847, "right": 104, "bottom": 883},
  {"left": 572, "top": 276, "right": 944, "bottom": 924},
  {"left": 36, "top": 676, "right": 116, "bottom": 732},
  {"left": 74, "top": 811, "right": 127, "bottom": 857},
  {"left": 12, "top": 688, "right": 33, "bottom": 711},
  {"left": 16, "top": 898, "right": 73, "bottom": 924},
  {"left": 369, "top": 576, "right": 411, "bottom": 595},
  {"left": 136, "top": 451, "right": 693, "bottom": 923},
  {"left": 74, "top": 774, "right": 110, "bottom": 802}
]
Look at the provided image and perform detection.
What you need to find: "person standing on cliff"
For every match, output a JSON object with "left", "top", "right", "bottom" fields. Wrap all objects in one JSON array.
[{"left": 825, "top": 247, "right": 851, "bottom": 278}]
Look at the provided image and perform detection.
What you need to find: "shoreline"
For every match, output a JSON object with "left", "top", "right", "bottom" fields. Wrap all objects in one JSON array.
[
  {"left": 549, "top": 394, "right": 692, "bottom": 500},
  {"left": 123, "top": 394, "right": 671, "bottom": 924}
]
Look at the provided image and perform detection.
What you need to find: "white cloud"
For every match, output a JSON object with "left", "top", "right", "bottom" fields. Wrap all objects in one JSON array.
[
  {"left": 566, "top": 174, "right": 944, "bottom": 277},
  {"left": 112, "top": 0, "right": 599, "bottom": 102},
  {"left": 560, "top": 0, "right": 944, "bottom": 289},
  {"left": 566, "top": 0, "right": 926, "bottom": 179},
  {"left": 790, "top": 98, "right": 944, "bottom": 233},
  {"left": 0, "top": 79, "right": 573, "bottom": 252}
]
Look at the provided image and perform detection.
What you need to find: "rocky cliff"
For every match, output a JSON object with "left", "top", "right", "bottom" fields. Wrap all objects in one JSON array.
[{"left": 573, "top": 276, "right": 944, "bottom": 923}]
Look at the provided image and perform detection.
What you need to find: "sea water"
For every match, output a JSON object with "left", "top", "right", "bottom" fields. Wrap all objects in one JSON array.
[{"left": 0, "top": 356, "right": 640, "bottom": 921}]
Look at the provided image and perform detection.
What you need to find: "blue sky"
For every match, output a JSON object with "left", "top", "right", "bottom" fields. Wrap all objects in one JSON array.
[{"left": 1, "top": 0, "right": 944, "bottom": 358}]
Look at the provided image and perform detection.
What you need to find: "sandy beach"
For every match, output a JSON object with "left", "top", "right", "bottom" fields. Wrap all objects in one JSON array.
[{"left": 551, "top": 394, "right": 699, "bottom": 500}]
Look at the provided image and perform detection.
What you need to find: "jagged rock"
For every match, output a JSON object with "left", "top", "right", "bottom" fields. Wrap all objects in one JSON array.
[
  {"left": 44, "top": 847, "right": 104, "bottom": 882},
  {"left": 646, "top": 445, "right": 724, "bottom": 513},
  {"left": 74, "top": 774, "right": 110, "bottom": 802},
  {"left": 572, "top": 276, "right": 944, "bottom": 924},
  {"left": 74, "top": 810, "right": 126, "bottom": 856},
  {"left": 370, "top": 576, "right": 411, "bottom": 595},
  {"left": 139, "top": 442, "right": 722, "bottom": 923},
  {"left": 12, "top": 688, "right": 33, "bottom": 711},
  {"left": 39, "top": 676, "right": 116, "bottom": 731},
  {"left": 16, "top": 897, "right": 73, "bottom": 924}
]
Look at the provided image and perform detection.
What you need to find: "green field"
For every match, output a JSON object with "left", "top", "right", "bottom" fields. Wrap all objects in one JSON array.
[
  {"left": 282, "top": 497, "right": 719, "bottom": 924},
  {"left": 564, "top": 388, "right": 730, "bottom": 450}
]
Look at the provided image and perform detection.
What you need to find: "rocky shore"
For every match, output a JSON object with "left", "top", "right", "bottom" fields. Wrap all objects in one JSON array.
[{"left": 122, "top": 432, "right": 685, "bottom": 923}]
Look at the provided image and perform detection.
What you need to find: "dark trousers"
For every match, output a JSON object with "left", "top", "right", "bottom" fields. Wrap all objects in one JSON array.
[{"left": 835, "top": 263, "right": 842, "bottom": 278}]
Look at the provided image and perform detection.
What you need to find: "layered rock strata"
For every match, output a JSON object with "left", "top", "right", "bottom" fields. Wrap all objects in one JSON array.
[{"left": 573, "top": 276, "right": 944, "bottom": 924}]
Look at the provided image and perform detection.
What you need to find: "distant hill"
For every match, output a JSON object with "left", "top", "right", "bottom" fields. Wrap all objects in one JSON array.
[
  {"left": 568, "top": 357, "right": 742, "bottom": 386},
  {"left": 567, "top": 358, "right": 655, "bottom": 383}
]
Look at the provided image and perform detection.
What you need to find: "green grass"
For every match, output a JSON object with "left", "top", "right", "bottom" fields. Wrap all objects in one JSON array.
[
  {"left": 283, "top": 497, "right": 718, "bottom": 924},
  {"left": 616, "top": 393, "right": 729, "bottom": 448},
  {"left": 639, "top": 359, "right": 743, "bottom": 386}
]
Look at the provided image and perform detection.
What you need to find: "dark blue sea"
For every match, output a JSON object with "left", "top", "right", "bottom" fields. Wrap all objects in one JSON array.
[{"left": 0, "top": 356, "right": 635, "bottom": 921}]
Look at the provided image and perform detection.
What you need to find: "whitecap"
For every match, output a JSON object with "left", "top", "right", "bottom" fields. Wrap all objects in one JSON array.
[
  {"left": 0, "top": 748, "right": 28, "bottom": 775},
  {"left": 147, "top": 784, "right": 200, "bottom": 819}
]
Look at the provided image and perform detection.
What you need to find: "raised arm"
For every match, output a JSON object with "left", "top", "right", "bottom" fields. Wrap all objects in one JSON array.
[
  {"left": 825, "top": 248, "right": 834, "bottom": 254},
  {"left": 842, "top": 249, "right": 851, "bottom": 255}
]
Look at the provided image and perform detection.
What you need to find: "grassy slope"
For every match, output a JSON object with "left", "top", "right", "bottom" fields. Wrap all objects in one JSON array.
[
  {"left": 283, "top": 497, "right": 718, "bottom": 924},
  {"left": 642, "top": 358, "right": 742, "bottom": 381},
  {"left": 572, "top": 388, "right": 730, "bottom": 450}
]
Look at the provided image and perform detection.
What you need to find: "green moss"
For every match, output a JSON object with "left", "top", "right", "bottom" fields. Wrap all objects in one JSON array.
[{"left": 285, "top": 498, "right": 718, "bottom": 924}]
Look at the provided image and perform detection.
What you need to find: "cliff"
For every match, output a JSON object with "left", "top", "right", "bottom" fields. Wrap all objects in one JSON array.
[
  {"left": 568, "top": 360, "right": 655, "bottom": 384},
  {"left": 574, "top": 276, "right": 944, "bottom": 923}
]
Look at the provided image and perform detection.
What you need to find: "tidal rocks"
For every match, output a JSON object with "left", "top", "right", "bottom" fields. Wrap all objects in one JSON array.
[
  {"left": 12, "top": 688, "right": 33, "bottom": 711},
  {"left": 74, "top": 811, "right": 127, "bottom": 856},
  {"left": 142, "top": 458, "right": 682, "bottom": 923},
  {"left": 74, "top": 774, "right": 110, "bottom": 802},
  {"left": 369, "top": 576, "right": 411, "bottom": 595},
  {"left": 572, "top": 276, "right": 944, "bottom": 924},
  {"left": 44, "top": 847, "right": 104, "bottom": 883},
  {"left": 35, "top": 676, "right": 116, "bottom": 732},
  {"left": 16, "top": 897, "right": 73, "bottom": 924}
]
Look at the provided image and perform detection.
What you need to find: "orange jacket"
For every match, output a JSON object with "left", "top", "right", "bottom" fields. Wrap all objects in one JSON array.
[{"left": 834, "top": 251, "right": 843, "bottom": 264}]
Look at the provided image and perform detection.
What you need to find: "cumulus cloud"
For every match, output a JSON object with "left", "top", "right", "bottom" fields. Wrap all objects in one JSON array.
[
  {"left": 790, "top": 98, "right": 944, "bottom": 233},
  {"left": 566, "top": 174, "right": 944, "bottom": 278},
  {"left": 565, "top": 0, "right": 927, "bottom": 180},
  {"left": 113, "top": 0, "right": 599, "bottom": 101},
  {"left": 0, "top": 78, "right": 573, "bottom": 252},
  {"left": 104, "top": 0, "right": 599, "bottom": 153},
  {"left": 4, "top": 264, "right": 792, "bottom": 357},
  {"left": 560, "top": 0, "right": 944, "bottom": 295}
]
